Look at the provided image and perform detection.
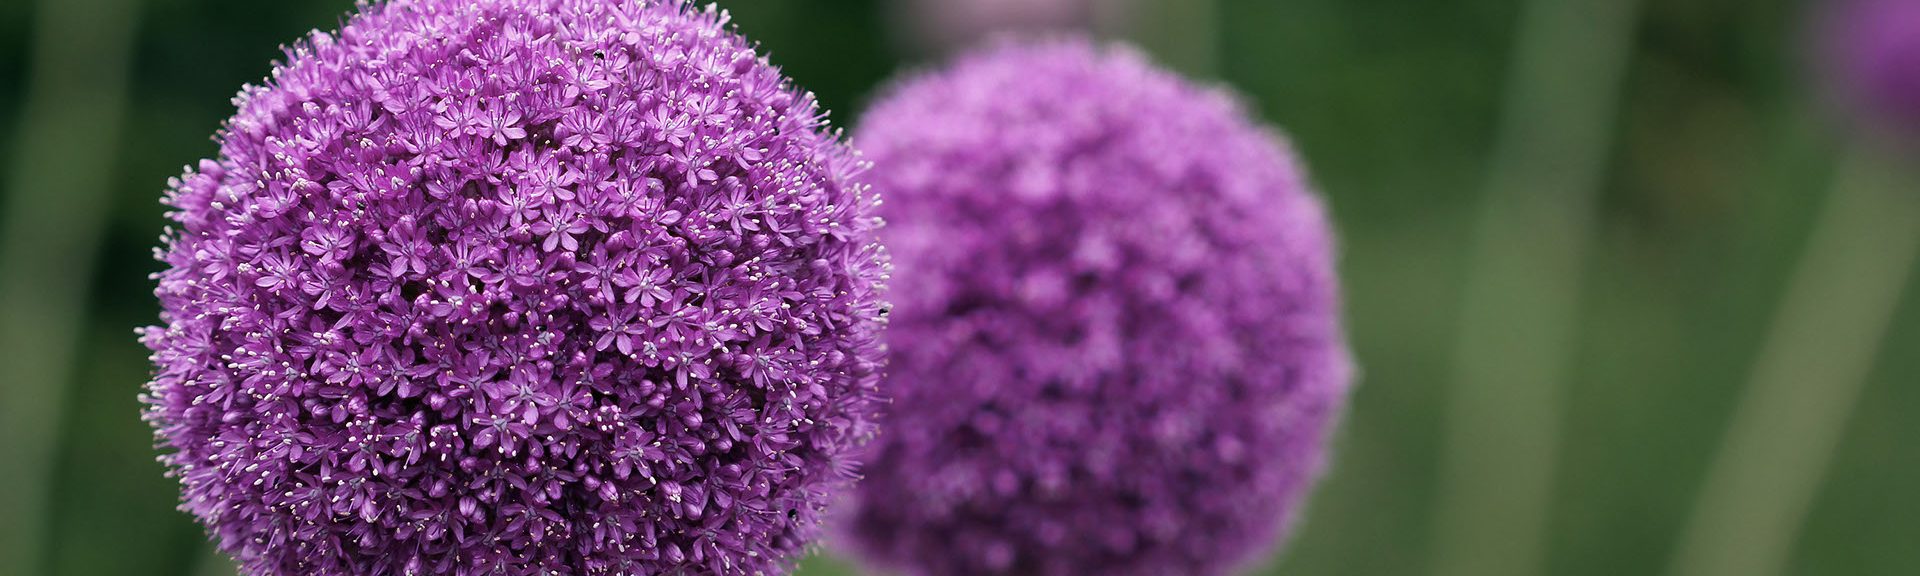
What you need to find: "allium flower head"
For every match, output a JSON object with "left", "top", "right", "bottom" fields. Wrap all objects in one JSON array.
[
  {"left": 841, "top": 39, "right": 1351, "bottom": 576},
  {"left": 1825, "top": 0, "right": 1920, "bottom": 141},
  {"left": 139, "top": 1, "right": 887, "bottom": 574}
]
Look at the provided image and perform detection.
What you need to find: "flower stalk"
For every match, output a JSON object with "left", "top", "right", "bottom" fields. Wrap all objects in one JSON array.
[
  {"left": 0, "top": 0, "right": 141, "bottom": 572},
  {"left": 1670, "top": 148, "right": 1920, "bottom": 576},
  {"left": 1429, "top": 1, "right": 1640, "bottom": 576}
]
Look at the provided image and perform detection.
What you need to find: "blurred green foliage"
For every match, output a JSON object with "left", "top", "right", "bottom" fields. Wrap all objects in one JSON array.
[{"left": 0, "top": 0, "right": 1912, "bottom": 574}]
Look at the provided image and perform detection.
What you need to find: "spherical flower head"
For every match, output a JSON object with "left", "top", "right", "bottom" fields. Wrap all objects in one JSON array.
[
  {"left": 138, "top": 1, "right": 887, "bottom": 574},
  {"left": 841, "top": 39, "right": 1351, "bottom": 576},
  {"left": 1824, "top": 0, "right": 1920, "bottom": 142}
]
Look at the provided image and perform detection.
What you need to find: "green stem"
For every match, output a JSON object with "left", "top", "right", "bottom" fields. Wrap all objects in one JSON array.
[
  {"left": 1174, "top": 0, "right": 1218, "bottom": 78},
  {"left": 0, "top": 0, "right": 142, "bottom": 572},
  {"left": 193, "top": 544, "right": 236, "bottom": 576},
  {"left": 1668, "top": 149, "right": 1920, "bottom": 576},
  {"left": 1429, "top": 1, "right": 1640, "bottom": 576},
  {"left": 1133, "top": 0, "right": 1217, "bottom": 78}
]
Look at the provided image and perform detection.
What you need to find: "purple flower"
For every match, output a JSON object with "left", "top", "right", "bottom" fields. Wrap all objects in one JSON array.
[
  {"left": 1825, "top": 0, "right": 1920, "bottom": 142},
  {"left": 138, "top": 1, "right": 887, "bottom": 574},
  {"left": 840, "top": 39, "right": 1352, "bottom": 576}
]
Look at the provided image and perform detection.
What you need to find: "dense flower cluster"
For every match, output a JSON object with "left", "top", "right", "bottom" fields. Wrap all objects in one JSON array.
[
  {"left": 1826, "top": 0, "right": 1920, "bottom": 141},
  {"left": 139, "top": 1, "right": 887, "bottom": 574},
  {"left": 841, "top": 40, "right": 1351, "bottom": 576}
]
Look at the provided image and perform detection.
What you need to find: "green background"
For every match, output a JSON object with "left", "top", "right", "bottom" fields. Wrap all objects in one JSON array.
[{"left": 0, "top": 0, "right": 1912, "bottom": 574}]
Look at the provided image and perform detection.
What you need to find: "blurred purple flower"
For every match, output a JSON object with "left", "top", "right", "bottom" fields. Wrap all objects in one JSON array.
[
  {"left": 841, "top": 39, "right": 1352, "bottom": 576},
  {"left": 138, "top": 1, "right": 888, "bottom": 574},
  {"left": 1825, "top": 0, "right": 1920, "bottom": 141}
]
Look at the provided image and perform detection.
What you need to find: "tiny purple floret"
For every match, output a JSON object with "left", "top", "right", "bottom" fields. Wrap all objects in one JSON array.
[
  {"left": 841, "top": 39, "right": 1352, "bottom": 576},
  {"left": 139, "top": 1, "right": 888, "bottom": 574}
]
